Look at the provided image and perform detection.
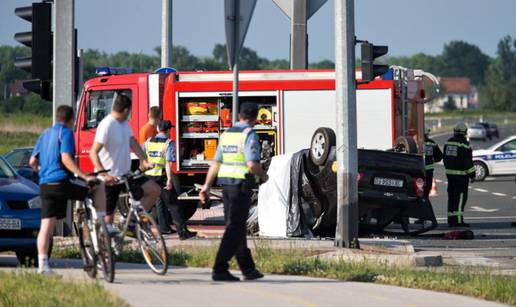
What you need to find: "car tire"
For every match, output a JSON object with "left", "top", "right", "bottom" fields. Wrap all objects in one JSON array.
[
  {"left": 310, "top": 127, "right": 336, "bottom": 166},
  {"left": 393, "top": 136, "right": 418, "bottom": 154},
  {"left": 473, "top": 161, "right": 488, "bottom": 181}
]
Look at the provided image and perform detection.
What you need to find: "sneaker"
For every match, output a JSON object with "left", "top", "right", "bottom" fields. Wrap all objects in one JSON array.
[
  {"left": 212, "top": 271, "right": 240, "bottom": 282},
  {"left": 243, "top": 270, "right": 264, "bottom": 280},
  {"left": 38, "top": 268, "right": 57, "bottom": 276},
  {"left": 106, "top": 224, "right": 120, "bottom": 236}
]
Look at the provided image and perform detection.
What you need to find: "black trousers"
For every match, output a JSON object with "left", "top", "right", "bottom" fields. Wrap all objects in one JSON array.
[
  {"left": 424, "top": 170, "right": 434, "bottom": 199},
  {"left": 148, "top": 176, "right": 186, "bottom": 232},
  {"left": 446, "top": 175, "right": 469, "bottom": 224},
  {"left": 213, "top": 184, "right": 256, "bottom": 275}
]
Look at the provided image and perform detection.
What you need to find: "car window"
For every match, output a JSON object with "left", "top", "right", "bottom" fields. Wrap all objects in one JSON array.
[
  {"left": 500, "top": 139, "right": 516, "bottom": 152},
  {"left": 0, "top": 158, "right": 16, "bottom": 178},
  {"left": 5, "top": 150, "right": 31, "bottom": 168},
  {"left": 85, "top": 89, "right": 132, "bottom": 129}
]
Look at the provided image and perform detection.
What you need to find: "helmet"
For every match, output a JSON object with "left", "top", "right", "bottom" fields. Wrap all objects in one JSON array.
[
  {"left": 424, "top": 127, "right": 431, "bottom": 135},
  {"left": 453, "top": 122, "right": 468, "bottom": 134}
]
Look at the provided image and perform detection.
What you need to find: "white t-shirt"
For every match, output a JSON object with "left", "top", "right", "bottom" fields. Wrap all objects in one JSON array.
[{"left": 94, "top": 114, "right": 133, "bottom": 177}]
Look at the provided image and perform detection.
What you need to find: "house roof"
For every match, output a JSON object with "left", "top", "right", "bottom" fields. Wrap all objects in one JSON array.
[{"left": 440, "top": 77, "right": 471, "bottom": 93}]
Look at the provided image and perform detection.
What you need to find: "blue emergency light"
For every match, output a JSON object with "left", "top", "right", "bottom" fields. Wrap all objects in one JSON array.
[
  {"left": 154, "top": 67, "right": 176, "bottom": 74},
  {"left": 95, "top": 67, "right": 133, "bottom": 76}
]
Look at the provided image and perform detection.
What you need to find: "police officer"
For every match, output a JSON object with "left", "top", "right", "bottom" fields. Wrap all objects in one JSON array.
[
  {"left": 144, "top": 120, "right": 197, "bottom": 239},
  {"left": 443, "top": 122, "right": 475, "bottom": 227},
  {"left": 424, "top": 128, "right": 443, "bottom": 199},
  {"left": 200, "top": 102, "right": 268, "bottom": 282}
]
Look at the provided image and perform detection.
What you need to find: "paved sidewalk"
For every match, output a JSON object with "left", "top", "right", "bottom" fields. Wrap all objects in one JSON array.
[{"left": 0, "top": 256, "right": 506, "bottom": 307}]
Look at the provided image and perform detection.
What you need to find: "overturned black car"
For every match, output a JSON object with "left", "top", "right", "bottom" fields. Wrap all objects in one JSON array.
[{"left": 278, "top": 127, "right": 437, "bottom": 237}]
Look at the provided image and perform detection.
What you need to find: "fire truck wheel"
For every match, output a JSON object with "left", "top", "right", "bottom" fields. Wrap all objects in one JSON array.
[
  {"left": 393, "top": 136, "right": 418, "bottom": 154},
  {"left": 310, "top": 128, "right": 336, "bottom": 166}
]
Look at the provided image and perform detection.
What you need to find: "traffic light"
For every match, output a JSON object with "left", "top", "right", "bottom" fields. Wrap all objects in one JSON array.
[
  {"left": 14, "top": 2, "right": 52, "bottom": 100},
  {"left": 361, "top": 42, "right": 389, "bottom": 82}
]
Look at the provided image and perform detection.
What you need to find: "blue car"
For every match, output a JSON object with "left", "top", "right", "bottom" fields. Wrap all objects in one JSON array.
[
  {"left": 0, "top": 156, "right": 41, "bottom": 266},
  {"left": 3, "top": 147, "right": 38, "bottom": 183}
]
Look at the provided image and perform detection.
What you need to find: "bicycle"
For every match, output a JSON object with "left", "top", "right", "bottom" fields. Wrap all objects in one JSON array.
[
  {"left": 73, "top": 172, "right": 115, "bottom": 283},
  {"left": 112, "top": 170, "right": 169, "bottom": 275}
]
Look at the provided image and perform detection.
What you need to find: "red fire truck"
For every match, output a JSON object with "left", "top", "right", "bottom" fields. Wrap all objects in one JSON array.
[{"left": 74, "top": 67, "right": 437, "bottom": 203}]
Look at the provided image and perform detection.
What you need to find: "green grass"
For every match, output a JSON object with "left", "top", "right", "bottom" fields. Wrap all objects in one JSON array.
[
  {"left": 0, "top": 131, "right": 39, "bottom": 155},
  {"left": 53, "top": 244, "right": 516, "bottom": 305},
  {"left": 0, "top": 271, "right": 128, "bottom": 307}
]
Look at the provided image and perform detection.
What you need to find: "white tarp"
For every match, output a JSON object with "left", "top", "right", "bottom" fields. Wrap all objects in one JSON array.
[{"left": 257, "top": 153, "right": 293, "bottom": 237}]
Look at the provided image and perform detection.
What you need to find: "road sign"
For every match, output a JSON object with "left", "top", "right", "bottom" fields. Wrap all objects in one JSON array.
[
  {"left": 272, "top": 0, "right": 327, "bottom": 19},
  {"left": 224, "top": 0, "right": 257, "bottom": 68}
]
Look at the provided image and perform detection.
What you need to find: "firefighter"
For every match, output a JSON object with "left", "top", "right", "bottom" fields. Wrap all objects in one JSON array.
[
  {"left": 199, "top": 102, "right": 268, "bottom": 282},
  {"left": 424, "top": 128, "right": 443, "bottom": 198},
  {"left": 443, "top": 122, "right": 475, "bottom": 227},
  {"left": 143, "top": 120, "right": 197, "bottom": 239}
]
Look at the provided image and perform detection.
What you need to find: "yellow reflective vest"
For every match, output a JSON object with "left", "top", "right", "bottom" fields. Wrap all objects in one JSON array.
[
  {"left": 145, "top": 137, "right": 169, "bottom": 177},
  {"left": 217, "top": 129, "right": 251, "bottom": 180}
]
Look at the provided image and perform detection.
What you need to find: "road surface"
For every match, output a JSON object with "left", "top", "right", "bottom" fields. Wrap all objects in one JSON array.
[{"left": 0, "top": 256, "right": 506, "bottom": 307}]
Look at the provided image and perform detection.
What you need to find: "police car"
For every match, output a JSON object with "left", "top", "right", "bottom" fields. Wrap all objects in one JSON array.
[{"left": 472, "top": 135, "right": 516, "bottom": 181}]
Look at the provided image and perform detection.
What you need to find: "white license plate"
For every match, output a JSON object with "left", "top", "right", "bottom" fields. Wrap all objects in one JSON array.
[
  {"left": 374, "top": 177, "right": 404, "bottom": 188},
  {"left": 0, "top": 218, "right": 22, "bottom": 230}
]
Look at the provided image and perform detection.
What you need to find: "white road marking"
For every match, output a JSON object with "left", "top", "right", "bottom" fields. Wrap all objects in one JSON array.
[
  {"left": 436, "top": 216, "right": 516, "bottom": 221},
  {"left": 435, "top": 179, "right": 443, "bottom": 183},
  {"left": 492, "top": 192, "right": 507, "bottom": 197},
  {"left": 469, "top": 206, "right": 499, "bottom": 213},
  {"left": 474, "top": 188, "right": 489, "bottom": 193},
  {"left": 485, "top": 178, "right": 496, "bottom": 181}
]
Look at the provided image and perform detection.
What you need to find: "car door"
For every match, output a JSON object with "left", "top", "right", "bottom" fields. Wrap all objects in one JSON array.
[{"left": 491, "top": 138, "right": 516, "bottom": 175}]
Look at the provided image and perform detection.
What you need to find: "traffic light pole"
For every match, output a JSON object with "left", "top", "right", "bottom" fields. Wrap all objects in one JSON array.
[
  {"left": 53, "top": 0, "right": 75, "bottom": 122},
  {"left": 334, "top": 0, "right": 359, "bottom": 248}
]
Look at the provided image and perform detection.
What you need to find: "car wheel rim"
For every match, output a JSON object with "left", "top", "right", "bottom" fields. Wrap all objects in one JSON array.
[
  {"left": 474, "top": 164, "right": 485, "bottom": 179},
  {"left": 311, "top": 132, "right": 326, "bottom": 159}
]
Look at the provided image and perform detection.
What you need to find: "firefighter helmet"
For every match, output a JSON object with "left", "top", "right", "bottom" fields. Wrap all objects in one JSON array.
[{"left": 453, "top": 122, "right": 468, "bottom": 134}]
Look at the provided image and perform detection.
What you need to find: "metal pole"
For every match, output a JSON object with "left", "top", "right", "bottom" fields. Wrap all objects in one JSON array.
[
  {"left": 53, "top": 0, "right": 75, "bottom": 123},
  {"left": 161, "top": 0, "right": 173, "bottom": 67},
  {"left": 231, "top": 0, "right": 240, "bottom": 124},
  {"left": 77, "top": 48, "right": 83, "bottom": 107},
  {"left": 334, "top": 0, "right": 359, "bottom": 248},
  {"left": 291, "top": 0, "right": 307, "bottom": 69}
]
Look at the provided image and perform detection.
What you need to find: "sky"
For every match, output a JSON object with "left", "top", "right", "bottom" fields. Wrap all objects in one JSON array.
[{"left": 1, "top": 0, "right": 515, "bottom": 62}]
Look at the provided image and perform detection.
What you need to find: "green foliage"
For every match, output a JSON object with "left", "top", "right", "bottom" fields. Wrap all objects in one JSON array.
[
  {"left": 0, "top": 131, "right": 40, "bottom": 155},
  {"left": 443, "top": 96, "right": 458, "bottom": 111},
  {"left": 0, "top": 271, "right": 128, "bottom": 307},
  {"left": 480, "top": 36, "right": 516, "bottom": 111}
]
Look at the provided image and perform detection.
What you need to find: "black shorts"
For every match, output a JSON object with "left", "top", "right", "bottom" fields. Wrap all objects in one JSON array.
[
  {"left": 105, "top": 175, "right": 149, "bottom": 215},
  {"left": 40, "top": 179, "right": 89, "bottom": 219}
]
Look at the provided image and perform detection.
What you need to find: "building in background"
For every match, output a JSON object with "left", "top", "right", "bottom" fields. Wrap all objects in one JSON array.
[{"left": 425, "top": 77, "right": 479, "bottom": 113}]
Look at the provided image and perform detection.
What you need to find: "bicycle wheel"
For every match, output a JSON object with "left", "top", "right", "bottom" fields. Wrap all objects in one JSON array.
[
  {"left": 96, "top": 220, "right": 115, "bottom": 283},
  {"left": 76, "top": 210, "right": 97, "bottom": 279},
  {"left": 136, "top": 211, "right": 168, "bottom": 275}
]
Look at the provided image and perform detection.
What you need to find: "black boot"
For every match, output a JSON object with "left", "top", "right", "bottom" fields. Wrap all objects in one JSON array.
[{"left": 178, "top": 227, "right": 197, "bottom": 240}]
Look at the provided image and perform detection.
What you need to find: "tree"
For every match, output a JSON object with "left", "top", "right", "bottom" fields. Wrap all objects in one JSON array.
[
  {"left": 443, "top": 96, "right": 457, "bottom": 111},
  {"left": 440, "top": 41, "right": 490, "bottom": 85},
  {"left": 480, "top": 36, "right": 516, "bottom": 111}
]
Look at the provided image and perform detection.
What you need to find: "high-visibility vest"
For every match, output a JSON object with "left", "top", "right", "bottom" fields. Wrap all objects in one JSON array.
[
  {"left": 217, "top": 129, "right": 251, "bottom": 180},
  {"left": 145, "top": 137, "right": 168, "bottom": 177}
]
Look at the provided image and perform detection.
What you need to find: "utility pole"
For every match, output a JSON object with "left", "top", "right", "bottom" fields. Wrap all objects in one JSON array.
[
  {"left": 231, "top": 0, "right": 240, "bottom": 125},
  {"left": 334, "top": 0, "right": 359, "bottom": 248},
  {"left": 161, "top": 0, "right": 173, "bottom": 67},
  {"left": 290, "top": 0, "right": 307, "bottom": 69},
  {"left": 53, "top": 0, "right": 75, "bottom": 122}
]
